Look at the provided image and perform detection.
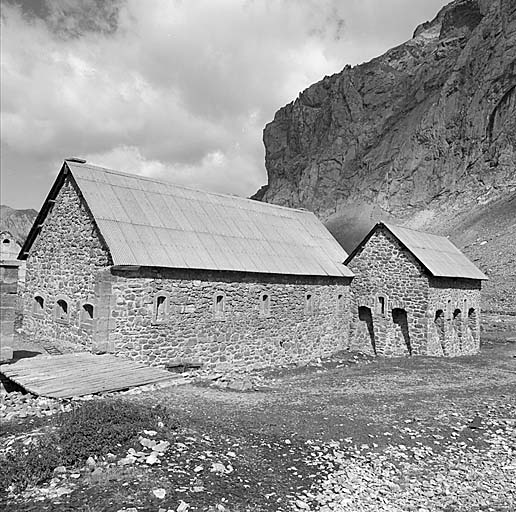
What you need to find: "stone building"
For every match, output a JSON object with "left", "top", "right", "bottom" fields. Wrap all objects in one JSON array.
[
  {"left": 1, "top": 231, "right": 22, "bottom": 351},
  {"left": 19, "top": 160, "right": 354, "bottom": 370},
  {"left": 344, "top": 222, "right": 488, "bottom": 357}
]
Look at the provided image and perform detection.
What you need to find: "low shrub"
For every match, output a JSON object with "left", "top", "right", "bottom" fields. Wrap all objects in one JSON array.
[
  {"left": 0, "top": 435, "right": 61, "bottom": 495},
  {"left": 56, "top": 398, "right": 176, "bottom": 466},
  {"left": 0, "top": 398, "right": 177, "bottom": 495}
]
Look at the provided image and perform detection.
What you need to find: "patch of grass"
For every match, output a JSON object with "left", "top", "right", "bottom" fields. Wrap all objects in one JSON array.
[
  {"left": 57, "top": 398, "right": 175, "bottom": 465},
  {"left": 0, "top": 398, "right": 177, "bottom": 496}
]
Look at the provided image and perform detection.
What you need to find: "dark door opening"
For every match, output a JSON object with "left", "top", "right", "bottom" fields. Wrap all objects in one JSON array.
[
  {"left": 358, "top": 306, "right": 376, "bottom": 355},
  {"left": 434, "top": 309, "right": 446, "bottom": 355},
  {"left": 392, "top": 308, "right": 412, "bottom": 355}
]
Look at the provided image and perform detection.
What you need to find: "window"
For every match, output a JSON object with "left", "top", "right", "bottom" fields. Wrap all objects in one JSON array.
[
  {"left": 214, "top": 293, "right": 225, "bottom": 319},
  {"left": 81, "top": 303, "right": 95, "bottom": 325},
  {"left": 56, "top": 299, "right": 69, "bottom": 322},
  {"left": 305, "top": 293, "right": 314, "bottom": 314},
  {"left": 154, "top": 295, "right": 168, "bottom": 323},
  {"left": 2, "top": 238, "right": 10, "bottom": 244},
  {"left": 336, "top": 293, "right": 344, "bottom": 314},
  {"left": 378, "top": 296, "right": 386, "bottom": 316},
  {"left": 468, "top": 307, "right": 477, "bottom": 331},
  {"left": 260, "top": 293, "right": 271, "bottom": 316},
  {"left": 453, "top": 308, "right": 461, "bottom": 320},
  {"left": 33, "top": 295, "right": 44, "bottom": 315}
]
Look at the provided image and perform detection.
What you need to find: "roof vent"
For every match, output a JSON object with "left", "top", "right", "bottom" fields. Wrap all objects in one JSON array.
[{"left": 65, "top": 157, "right": 87, "bottom": 164}]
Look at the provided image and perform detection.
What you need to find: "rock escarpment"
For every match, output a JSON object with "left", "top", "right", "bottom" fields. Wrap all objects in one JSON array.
[
  {"left": 254, "top": 0, "right": 515, "bottom": 315},
  {"left": 255, "top": 0, "right": 515, "bottom": 248}
]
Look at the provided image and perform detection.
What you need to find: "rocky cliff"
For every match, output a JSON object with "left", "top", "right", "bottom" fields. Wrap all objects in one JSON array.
[{"left": 254, "top": 0, "right": 515, "bottom": 315}]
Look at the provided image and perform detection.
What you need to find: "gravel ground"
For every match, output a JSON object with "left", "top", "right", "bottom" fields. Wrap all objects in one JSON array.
[{"left": 1, "top": 341, "right": 515, "bottom": 511}]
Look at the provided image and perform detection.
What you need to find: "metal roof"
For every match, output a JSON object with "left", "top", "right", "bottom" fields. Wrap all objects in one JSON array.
[
  {"left": 42, "top": 162, "right": 352, "bottom": 277},
  {"left": 345, "top": 222, "right": 488, "bottom": 280}
]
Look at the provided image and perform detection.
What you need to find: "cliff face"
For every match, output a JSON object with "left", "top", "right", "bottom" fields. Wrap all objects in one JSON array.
[{"left": 256, "top": 0, "right": 516, "bottom": 255}]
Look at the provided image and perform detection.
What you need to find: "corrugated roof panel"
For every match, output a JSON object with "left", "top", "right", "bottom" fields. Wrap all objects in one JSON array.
[
  {"left": 153, "top": 228, "right": 189, "bottom": 269},
  {"left": 66, "top": 163, "right": 353, "bottom": 277},
  {"left": 384, "top": 223, "right": 488, "bottom": 280},
  {"left": 137, "top": 191, "right": 165, "bottom": 228},
  {"left": 97, "top": 220, "right": 138, "bottom": 265}
]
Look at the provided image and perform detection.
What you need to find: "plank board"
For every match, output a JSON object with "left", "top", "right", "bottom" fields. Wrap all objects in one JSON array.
[{"left": 0, "top": 353, "right": 177, "bottom": 398}]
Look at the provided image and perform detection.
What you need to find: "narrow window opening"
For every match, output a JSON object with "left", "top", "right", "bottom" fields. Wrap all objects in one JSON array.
[
  {"left": 337, "top": 293, "right": 344, "bottom": 313},
  {"left": 305, "top": 293, "right": 313, "bottom": 314},
  {"left": 214, "top": 293, "right": 225, "bottom": 319},
  {"left": 467, "top": 307, "right": 477, "bottom": 332},
  {"left": 378, "top": 296, "right": 386, "bottom": 315},
  {"left": 33, "top": 295, "right": 44, "bottom": 314},
  {"left": 261, "top": 293, "right": 270, "bottom": 316},
  {"left": 155, "top": 295, "right": 167, "bottom": 322},
  {"left": 81, "top": 303, "right": 94, "bottom": 322},
  {"left": 56, "top": 299, "right": 69, "bottom": 321}
]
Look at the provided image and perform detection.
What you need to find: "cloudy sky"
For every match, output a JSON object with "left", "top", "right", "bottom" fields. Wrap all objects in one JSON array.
[{"left": 1, "top": 0, "right": 449, "bottom": 210}]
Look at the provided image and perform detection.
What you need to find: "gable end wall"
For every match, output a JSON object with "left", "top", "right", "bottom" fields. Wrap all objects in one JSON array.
[
  {"left": 347, "top": 227, "right": 430, "bottom": 356},
  {"left": 21, "top": 176, "right": 112, "bottom": 349}
]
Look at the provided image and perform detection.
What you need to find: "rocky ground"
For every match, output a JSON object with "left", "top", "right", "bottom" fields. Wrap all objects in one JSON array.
[{"left": 1, "top": 341, "right": 515, "bottom": 511}]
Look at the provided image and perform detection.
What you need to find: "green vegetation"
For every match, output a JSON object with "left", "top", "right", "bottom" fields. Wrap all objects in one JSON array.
[{"left": 0, "top": 398, "right": 176, "bottom": 495}]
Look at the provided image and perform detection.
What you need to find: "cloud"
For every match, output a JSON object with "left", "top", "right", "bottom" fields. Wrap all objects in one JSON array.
[{"left": 0, "top": 0, "right": 449, "bottom": 208}]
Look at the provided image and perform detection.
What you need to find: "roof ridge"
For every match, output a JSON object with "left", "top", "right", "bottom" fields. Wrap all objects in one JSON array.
[
  {"left": 382, "top": 222, "right": 450, "bottom": 240},
  {"left": 68, "top": 162, "right": 314, "bottom": 216}
]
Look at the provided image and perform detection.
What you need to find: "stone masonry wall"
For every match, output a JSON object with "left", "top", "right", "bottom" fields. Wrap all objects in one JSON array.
[
  {"left": 347, "top": 226, "right": 482, "bottom": 357},
  {"left": 22, "top": 175, "right": 112, "bottom": 349},
  {"left": 109, "top": 267, "right": 352, "bottom": 371},
  {"left": 347, "top": 227, "right": 430, "bottom": 356},
  {"left": 0, "top": 262, "right": 20, "bottom": 348},
  {"left": 426, "top": 277, "right": 481, "bottom": 356}
]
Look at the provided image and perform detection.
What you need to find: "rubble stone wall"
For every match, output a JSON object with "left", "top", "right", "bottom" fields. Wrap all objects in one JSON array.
[
  {"left": 347, "top": 227, "right": 429, "bottom": 356},
  {"left": 0, "top": 262, "right": 20, "bottom": 347},
  {"left": 21, "top": 175, "right": 112, "bottom": 349},
  {"left": 347, "top": 226, "right": 482, "bottom": 356},
  {"left": 108, "top": 267, "right": 352, "bottom": 371},
  {"left": 426, "top": 277, "right": 482, "bottom": 356}
]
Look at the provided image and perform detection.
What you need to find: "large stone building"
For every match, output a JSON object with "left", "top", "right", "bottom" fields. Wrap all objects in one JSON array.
[
  {"left": 18, "top": 160, "right": 354, "bottom": 370},
  {"left": 345, "top": 223, "right": 488, "bottom": 357}
]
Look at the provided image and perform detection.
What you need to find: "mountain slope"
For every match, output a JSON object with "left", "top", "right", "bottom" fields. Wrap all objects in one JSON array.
[
  {"left": 254, "top": 0, "right": 516, "bottom": 314},
  {"left": 0, "top": 205, "right": 38, "bottom": 246}
]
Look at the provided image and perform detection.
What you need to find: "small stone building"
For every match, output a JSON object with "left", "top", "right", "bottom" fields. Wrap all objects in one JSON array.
[
  {"left": 19, "top": 160, "right": 354, "bottom": 370},
  {"left": 345, "top": 222, "right": 488, "bottom": 357},
  {"left": 1, "top": 231, "right": 22, "bottom": 349}
]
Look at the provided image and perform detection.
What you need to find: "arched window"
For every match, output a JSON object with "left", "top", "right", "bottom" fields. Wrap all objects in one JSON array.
[
  {"left": 154, "top": 294, "right": 168, "bottom": 323},
  {"left": 55, "top": 299, "right": 69, "bottom": 322},
  {"left": 81, "top": 303, "right": 95, "bottom": 327},
  {"left": 2, "top": 238, "right": 10, "bottom": 245},
  {"left": 33, "top": 295, "right": 44, "bottom": 315},
  {"left": 260, "top": 293, "right": 271, "bottom": 316},
  {"left": 214, "top": 293, "right": 225, "bottom": 319}
]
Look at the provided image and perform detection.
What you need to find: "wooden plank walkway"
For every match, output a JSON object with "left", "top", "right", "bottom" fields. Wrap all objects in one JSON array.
[{"left": 0, "top": 353, "right": 177, "bottom": 398}]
